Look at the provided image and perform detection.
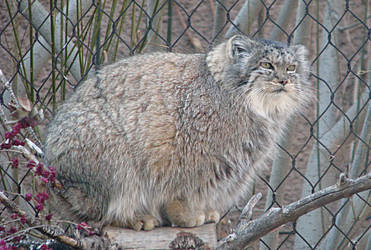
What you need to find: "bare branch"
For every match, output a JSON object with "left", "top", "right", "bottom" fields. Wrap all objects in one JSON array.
[
  {"left": 12, "top": 0, "right": 93, "bottom": 99},
  {"left": 316, "top": 0, "right": 344, "bottom": 135},
  {"left": 295, "top": 89, "right": 368, "bottom": 248},
  {"left": 324, "top": 54, "right": 371, "bottom": 250},
  {"left": 269, "top": 0, "right": 297, "bottom": 41},
  {"left": 239, "top": 193, "right": 262, "bottom": 222},
  {"left": 18, "top": 0, "right": 92, "bottom": 82},
  {"left": 259, "top": 126, "right": 294, "bottom": 249},
  {"left": 0, "top": 70, "right": 19, "bottom": 108},
  {"left": 0, "top": 191, "right": 79, "bottom": 248},
  {"left": 338, "top": 14, "right": 371, "bottom": 31},
  {"left": 261, "top": 2, "right": 313, "bottom": 246},
  {"left": 367, "top": 231, "right": 371, "bottom": 250},
  {"left": 293, "top": 0, "right": 312, "bottom": 45},
  {"left": 212, "top": 0, "right": 227, "bottom": 43},
  {"left": 0, "top": 191, "right": 115, "bottom": 249},
  {"left": 224, "top": 0, "right": 264, "bottom": 38},
  {"left": 295, "top": 1, "right": 345, "bottom": 247},
  {"left": 217, "top": 174, "right": 371, "bottom": 249},
  {"left": 145, "top": 0, "right": 166, "bottom": 52},
  {"left": 173, "top": 4, "right": 202, "bottom": 51}
]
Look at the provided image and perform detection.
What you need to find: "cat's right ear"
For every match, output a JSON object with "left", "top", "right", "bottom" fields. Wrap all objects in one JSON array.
[{"left": 227, "top": 35, "right": 256, "bottom": 60}]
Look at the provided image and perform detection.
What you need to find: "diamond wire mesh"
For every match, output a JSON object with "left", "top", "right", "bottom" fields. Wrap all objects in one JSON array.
[{"left": 0, "top": 0, "right": 369, "bottom": 249}]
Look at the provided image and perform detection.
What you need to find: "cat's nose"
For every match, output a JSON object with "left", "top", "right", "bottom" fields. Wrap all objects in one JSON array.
[{"left": 279, "top": 80, "right": 289, "bottom": 86}]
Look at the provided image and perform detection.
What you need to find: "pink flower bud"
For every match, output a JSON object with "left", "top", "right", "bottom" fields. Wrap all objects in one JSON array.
[
  {"left": 20, "top": 215, "right": 26, "bottom": 224},
  {"left": 41, "top": 177, "right": 49, "bottom": 184},
  {"left": 1, "top": 143, "right": 11, "bottom": 149},
  {"left": 4, "top": 131, "right": 12, "bottom": 139},
  {"left": 42, "top": 170, "right": 50, "bottom": 178},
  {"left": 35, "top": 163, "right": 44, "bottom": 176},
  {"left": 8, "top": 226, "right": 17, "bottom": 234},
  {"left": 11, "top": 158, "right": 18, "bottom": 168},
  {"left": 35, "top": 203, "right": 44, "bottom": 211},
  {"left": 12, "top": 139, "right": 25, "bottom": 146},
  {"left": 27, "top": 160, "right": 36, "bottom": 169},
  {"left": 40, "top": 244, "right": 50, "bottom": 250},
  {"left": 48, "top": 172, "right": 56, "bottom": 183},
  {"left": 48, "top": 166, "right": 56, "bottom": 172},
  {"left": 12, "top": 123, "right": 21, "bottom": 132},
  {"left": 45, "top": 214, "right": 53, "bottom": 221},
  {"left": 13, "top": 236, "right": 21, "bottom": 243},
  {"left": 24, "top": 193, "right": 32, "bottom": 201}
]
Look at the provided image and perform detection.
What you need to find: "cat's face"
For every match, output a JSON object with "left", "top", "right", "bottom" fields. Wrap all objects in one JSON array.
[{"left": 226, "top": 36, "right": 312, "bottom": 118}]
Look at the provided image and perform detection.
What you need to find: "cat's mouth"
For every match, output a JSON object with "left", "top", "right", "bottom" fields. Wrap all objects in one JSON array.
[
  {"left": 268, "top": 81, "right": 289, "bottom": 94},
  {"left": 272, "top": 87, "right": 287, "bottom": 93}
]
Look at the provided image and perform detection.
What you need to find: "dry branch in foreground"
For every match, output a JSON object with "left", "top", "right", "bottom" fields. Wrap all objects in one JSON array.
[
  {"left": 217, "top": 173, "right": 371, "bottom": 250},
  {"left": 1, "top": 173, "right": 369, "bottom": 249}
]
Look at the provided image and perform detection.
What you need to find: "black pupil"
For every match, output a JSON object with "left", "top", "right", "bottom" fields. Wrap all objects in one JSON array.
[{"left": 263, "top": 62, "right": 272, "bottom": 69}]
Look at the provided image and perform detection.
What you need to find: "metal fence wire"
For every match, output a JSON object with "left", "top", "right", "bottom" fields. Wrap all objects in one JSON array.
[{"left": 0, "top": 0, "right": 370, "bottom": 249}]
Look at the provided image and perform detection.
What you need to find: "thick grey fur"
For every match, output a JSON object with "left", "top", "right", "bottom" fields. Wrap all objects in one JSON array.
[{"left": 44, "top": 35, "right": 312, "bottom": 230}]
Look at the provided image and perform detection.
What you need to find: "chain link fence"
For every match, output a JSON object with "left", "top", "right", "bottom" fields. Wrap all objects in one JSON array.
[{"left": 0, "top": 0, "right": 370, "bottom": 249}]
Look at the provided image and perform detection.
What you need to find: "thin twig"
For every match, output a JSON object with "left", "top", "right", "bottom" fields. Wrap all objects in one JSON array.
[
  {"left": 0, "top": 190, "right": 118, "bottom": 249},
  {"left": 0, "top": 69, "right": 19, "bottom": 108},
  {"left": 0, "top": 191, "right": 81, "bottom": 248},
  {"left": 338, "top": 14, "right": 371, "bottom": 31},
  {"left": 208, "top": 0, "right": 216, "bottom": 19},
  {"left": 239, "top": 193, "right": 262, "bottom": 221}
]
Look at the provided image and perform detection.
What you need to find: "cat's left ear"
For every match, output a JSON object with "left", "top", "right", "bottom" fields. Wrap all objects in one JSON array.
[
  {"left": 290, "top": 45, "right": 308, "bottom": 61},
  {"left": 227, "top": 35, "right": 257, "bottom": 60}
]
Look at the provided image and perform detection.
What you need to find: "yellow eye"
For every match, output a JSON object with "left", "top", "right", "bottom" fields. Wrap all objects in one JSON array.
[
  {"left": 260, "top": 62, "right": 274, "bottom": 70},
  {"left": 287, "top": 65, "right": 296, "bottom": 72}
]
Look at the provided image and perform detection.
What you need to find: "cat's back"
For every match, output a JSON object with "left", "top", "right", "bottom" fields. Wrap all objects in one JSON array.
[
  {"left": 44, "top": 52, "right": 207, "bottom": 168},
  {"left": 62, "top": 52, "right": 205, "bottom": 107}
]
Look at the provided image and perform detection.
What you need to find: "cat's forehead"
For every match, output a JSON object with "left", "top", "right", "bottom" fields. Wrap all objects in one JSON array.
[{"left": 259, "top": 42, "right": 297, "bottom": 64}]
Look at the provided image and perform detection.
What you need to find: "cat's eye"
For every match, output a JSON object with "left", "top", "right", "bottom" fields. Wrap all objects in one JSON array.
[
  {"left": 260, "top": 62, "right": 274, "bottom": 70},
  {"left": 287, "top": 65, "right": 296, "bottom": 72}
]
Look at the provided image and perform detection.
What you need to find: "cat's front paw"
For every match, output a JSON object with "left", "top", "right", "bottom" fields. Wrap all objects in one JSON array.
[
  {"left": 205, "top": 209, "right": 220, "bottom": 223},
  {"left": 166, "top": 200, "right": 206, "bottom": 228},
  {"left": 127, "top": 214, "right": 160, "bottom": 231}
]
